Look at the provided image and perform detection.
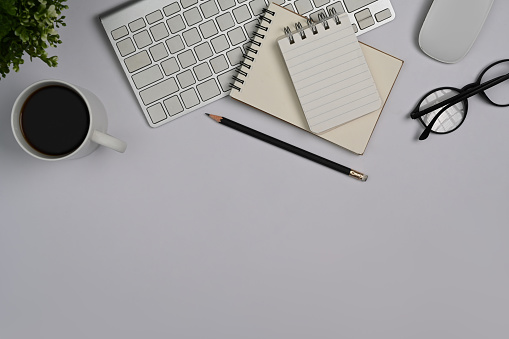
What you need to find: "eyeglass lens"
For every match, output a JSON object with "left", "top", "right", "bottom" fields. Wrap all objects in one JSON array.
[
  {"left": 481, "top": 60, "right": 509, "bottom": 105},
  {"left": 418, "top": 88, "right": 466, "bottom": 133}
]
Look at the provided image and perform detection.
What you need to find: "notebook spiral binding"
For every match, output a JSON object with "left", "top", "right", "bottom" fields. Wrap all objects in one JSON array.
[
  {"left": 229, "top": 8, "right": 275, "bottom": 92},
  {"left": 283, "top": 8, "right": 342, "bottom": 44}
]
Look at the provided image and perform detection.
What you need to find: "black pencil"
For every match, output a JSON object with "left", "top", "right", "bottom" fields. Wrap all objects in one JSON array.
[{"left": 206, "top": 114, "right": 368, "bottom": 181}]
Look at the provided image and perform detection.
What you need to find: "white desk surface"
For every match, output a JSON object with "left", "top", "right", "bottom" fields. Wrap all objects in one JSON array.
[{"left": 1, "top": 1, "right": 508, "bottom": 338}]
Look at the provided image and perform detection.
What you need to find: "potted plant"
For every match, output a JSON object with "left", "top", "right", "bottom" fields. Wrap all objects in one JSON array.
[{"left": 0, "top": 0, "right": 68, "bottom": 79}]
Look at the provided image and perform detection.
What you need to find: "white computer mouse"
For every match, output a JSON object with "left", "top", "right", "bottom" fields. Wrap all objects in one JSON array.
[{"left": 419, "top": 0, "right": 494, "bottom": 63}]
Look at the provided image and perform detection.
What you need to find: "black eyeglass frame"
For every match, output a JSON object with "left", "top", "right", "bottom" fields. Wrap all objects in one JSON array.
[{"left": 410, "top": 59, "right": 509, "bottom": 140}]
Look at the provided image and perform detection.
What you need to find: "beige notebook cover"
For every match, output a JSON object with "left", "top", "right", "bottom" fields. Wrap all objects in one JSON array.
[{"left": 230, "top": 3, "right": 403, "bottom": 155}]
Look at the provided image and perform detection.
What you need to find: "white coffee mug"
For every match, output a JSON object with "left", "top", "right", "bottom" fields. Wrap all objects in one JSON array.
[{"left": 11, "top": 79, "right": 127, "bottom": 161}]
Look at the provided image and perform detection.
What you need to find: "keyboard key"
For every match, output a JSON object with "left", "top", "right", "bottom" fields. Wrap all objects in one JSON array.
[
  {"left": 149, "top": 43, "right": 168, "bottom": 61},
  {"left": 344, "top": 0, "right": 376, "bottom": 13},
  {"left": 177, "top": 49, "right": 197, "bottom": 68},
  {"left": 133, "top": 30, "right": 152, "bottom": 48},
  {"left": 196, "top": 78, "right": 221, "bottom": 101},
  {"left": 210, "top": 54, "right": 229, "bottom": 73},
  {"left": 166, "top": 35, "right": 185, "bottom": 53},
  {"left": 183, "top": 7, "right": 203, "bottom": 26},
  {"left": 150, "top": 22, "right": 169, "bottom": 41},
  {"left": 284, "top": 3, "right": 295, "bottom": 12},
  {"left": 375, "top": 8, "right": 392, "bottom": 22},
  {"left": 132, "top": 65, "right": 163, "bottom": 89},
  {"left": 177, "top": 69, "right": 196, "bottom": 88},
  {"left": 161, "top": 57, "right": 180, "bottom": 75},
  {"left": 199, "top": 20, "right": 218, "bottom": 39},
  {"left": 180, "top": 88, "right": 200, "bottom": 108},
  {"left": 163, "top": 2, "right": 180, "bottom": 16},
  {"left": 193, "top": 63, "right": 213, "bottom": 81},
  {"left": 226, "top": 47, "right": 243, "bottom": 65},
  {"left": 227, "top": 27, "right": 246, "bottom": 46},
  {"left": 111, "top": 26, "right": 128, "bottom": 40},
  {"left": 182, "top": 27, "right": 202, "bottom": 46},
  {"left": 146, "top": 10, "right": 163, "bottom": 24},
  {"left": 326, "top": 2, "right": 345, "bottom": 14},
  {"left": 124, "top": 50, "right": 151, "bottom": 73},
  {"left": 194, "top": 42, "right": 213, "bottom": 61},
  {"left": 352, "top": 23, "right": 358, "bottom": 33},
  {"left": 249, "top": 0, "right": 267, "bottom": 15},
  {"left": 167, "top": 15, "right": 186, "bottom": 33},
  {"left": 147, "top": 103, "right": 167, "bottom": 124},
  {"left": 129, "top": 18, "right": 146, "bottom": 32},
  {"left": 294, "top": 0, "right": 313, "bottom": 14},
  {"left": 217, "top": 0, "right": 236, "bottom": 11},
  {"left": 163, "top": 96, "right": 184, "bottom": 116},
  {"left": 313, "top": 0, "right": 330, "bottom": 7},
  {"left": 232, "top": 5, "right": 252, "bottom": 24},
  {"left": 216, "top": 12, "right": 235, "bottom": 31},
  {"left": 210, "top": 35, "right": 230, "bottom": 53},
  {"left": 181, "top": 0, "right": 198, "bottom": 9},
  {"left": 217, "top": 69, "right": 236, "bottom": 92},
  {"left": 355, "top": 8, "right": 374, "bottom": 29},
  {"left": 200, "top": 0, "right": 219, "bottom": 19},
  {"left": 243, "top": 19, "right": 258, "bottom": 38},
  {"left": 139, "top": 78, "right": 179, "bottom": 105},
  {"left": 116, "top": 38, "right": 135, "bottom": 56}
]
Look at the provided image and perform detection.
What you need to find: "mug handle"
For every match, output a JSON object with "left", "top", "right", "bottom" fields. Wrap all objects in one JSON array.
[{"left": 91, "top": 130, "right": 127, "bottom": 153}]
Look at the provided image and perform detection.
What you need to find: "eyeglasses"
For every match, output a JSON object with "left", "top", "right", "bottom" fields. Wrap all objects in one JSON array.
[{"left": 410, "top": 59, "right": 509, "bottom": 140}]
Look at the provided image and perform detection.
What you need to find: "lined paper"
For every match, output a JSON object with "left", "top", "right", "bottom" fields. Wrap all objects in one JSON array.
[{"left": 278, "top": 14, "right": 381, "bottom": 134}]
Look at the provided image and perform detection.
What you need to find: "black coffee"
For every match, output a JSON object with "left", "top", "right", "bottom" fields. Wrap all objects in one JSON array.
[{"left": 20, "top": 85, "right": 90, "bottom": 156}]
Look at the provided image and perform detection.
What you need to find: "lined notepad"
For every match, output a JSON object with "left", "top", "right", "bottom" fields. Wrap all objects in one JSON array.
[{"left": 278, "top": 14, "right": 381, "bottom": 134}]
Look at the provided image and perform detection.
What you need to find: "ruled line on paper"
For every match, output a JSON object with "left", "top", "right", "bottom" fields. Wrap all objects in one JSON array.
[
  {"left": 302, "top": 77, "right": 374, "bottom": 110},
  {"left": 310, "top": 98, "right": 382, "bottom": 128},
  {"left": 308, "top": 91, "right": 380, "bottom": 120},
  {"left": 295, "top": 65, "right": 366, "bottom": 91},
  {"left": 284, "top": 38, "right": 357, "bottom": 67},
  {"left": 291, "top": 53, "right": 361, "bottom": 78},
  {"left": 301, "top": 77, "right": 370, "bottom": 106}
]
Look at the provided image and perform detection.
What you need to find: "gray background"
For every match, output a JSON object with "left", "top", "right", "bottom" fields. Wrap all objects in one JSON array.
[{"left": 1, "top": 0, "right": 508, "bottom": 338}]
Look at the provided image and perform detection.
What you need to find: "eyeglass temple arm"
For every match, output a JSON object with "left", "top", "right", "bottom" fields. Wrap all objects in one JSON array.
[
  {"left": 418, "top": 103, "right": 454, "bottom": 140},
  {"left": 410, "top": 73, "right": 509, "bottom": 119}
]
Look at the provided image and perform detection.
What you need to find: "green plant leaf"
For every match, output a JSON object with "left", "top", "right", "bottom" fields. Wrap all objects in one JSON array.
[{"left": 0, "top": 0, "right": 68, "bottom": 79}]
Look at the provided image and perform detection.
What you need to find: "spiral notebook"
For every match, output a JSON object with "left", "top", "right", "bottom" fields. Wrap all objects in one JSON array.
[
  {"left": 278, "top": 14, "right": 381, "bottom": 134},
  {"left": 230, "top": 3, "right": 403, "bottom": 154}
]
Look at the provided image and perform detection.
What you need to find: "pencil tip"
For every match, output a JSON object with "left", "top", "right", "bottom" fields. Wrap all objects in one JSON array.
[
  {"left": 205, "top": 113, "right": 210, "bottom": 116},
  {"left": 207, "top": 114, "right": 223, "bottom": 123}
]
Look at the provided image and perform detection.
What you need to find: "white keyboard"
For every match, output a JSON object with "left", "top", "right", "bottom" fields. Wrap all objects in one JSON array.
[{"left": 101, "top": 0, "right": 395, "bottom": 127}]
